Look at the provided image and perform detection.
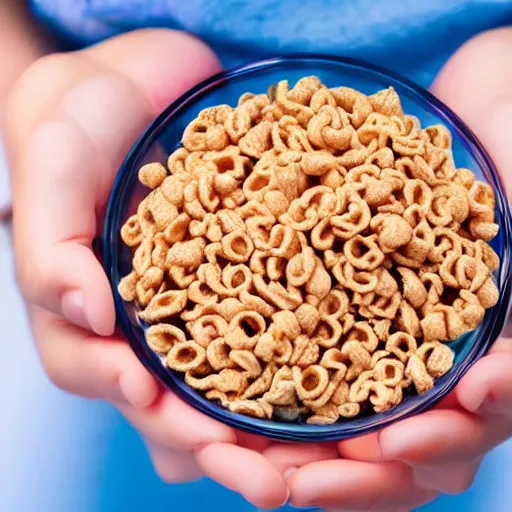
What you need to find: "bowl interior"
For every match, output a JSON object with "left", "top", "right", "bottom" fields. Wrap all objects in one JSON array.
[{"left": 104, "top": 56, "right": 512, "bottom": 441}]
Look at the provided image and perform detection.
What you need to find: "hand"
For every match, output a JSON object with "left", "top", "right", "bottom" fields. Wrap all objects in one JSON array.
[
  {"left": 277, "top": 28, "right": 512, "bottom": 512},
  {"left": 7, "top": 29, "right": 291, "bottom": 509}
]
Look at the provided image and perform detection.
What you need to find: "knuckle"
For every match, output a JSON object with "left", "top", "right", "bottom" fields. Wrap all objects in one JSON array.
[
  {"left": 38, "top": 343, "right": 70, "bottom": 392},
  {"left": 15, "top": 257, "right": 45, "bottom": 306},
  {"left": 7, "top": 52, "right": 87, "bottom": 142}
]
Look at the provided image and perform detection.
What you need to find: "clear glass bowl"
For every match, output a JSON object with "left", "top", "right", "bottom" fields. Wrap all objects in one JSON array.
[{"left": 102, "top": 55, "right": 512, "bottom": 442}]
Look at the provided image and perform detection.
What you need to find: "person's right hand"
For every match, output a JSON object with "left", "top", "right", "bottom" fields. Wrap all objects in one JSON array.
[{"left": 6, "top": 29, "right": 296, "bottom": 509}]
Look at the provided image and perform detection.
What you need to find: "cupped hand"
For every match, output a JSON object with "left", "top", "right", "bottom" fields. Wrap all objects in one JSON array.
[
  {"left": 6, "top": 29, "right": 292, "bottom": 509},
  {"left": 274, "top": 28, "right": 512, "bottom": 512}
]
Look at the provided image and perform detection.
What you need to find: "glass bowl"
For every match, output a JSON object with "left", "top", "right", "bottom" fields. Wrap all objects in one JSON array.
[{"left": 103, "top": 55, "right": 512, "bottom": 442}]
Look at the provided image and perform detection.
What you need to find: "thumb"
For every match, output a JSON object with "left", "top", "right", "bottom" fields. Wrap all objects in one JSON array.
[
  {"left": 431, "top": 28, "right": 512, "bottom": 194},
  {"left": 8, "top": 30, "right": 221, "bottom": 335}
]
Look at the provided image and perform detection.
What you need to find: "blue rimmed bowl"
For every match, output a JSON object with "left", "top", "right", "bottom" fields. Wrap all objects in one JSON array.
[{"left": 103, "top": 55, "right": 512, "bottom": 442}]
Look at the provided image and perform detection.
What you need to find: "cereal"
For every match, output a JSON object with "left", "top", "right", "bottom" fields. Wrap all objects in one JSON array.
[{"left": 119, "top": 77, "right": 500, "bottom": 423}]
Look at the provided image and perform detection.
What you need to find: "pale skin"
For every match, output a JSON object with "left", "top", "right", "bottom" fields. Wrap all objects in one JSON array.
[{"left": 3, "top": 4, "right": 512, "bottom": 509}]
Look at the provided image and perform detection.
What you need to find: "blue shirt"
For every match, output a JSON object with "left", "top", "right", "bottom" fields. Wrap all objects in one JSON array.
[{"left": 29, "top": 0, "right": 512, "bottom": 87}]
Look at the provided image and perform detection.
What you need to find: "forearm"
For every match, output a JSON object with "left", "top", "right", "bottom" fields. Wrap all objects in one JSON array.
[{"left": 0, "top": 1, "right": 53, "bottom": 136}]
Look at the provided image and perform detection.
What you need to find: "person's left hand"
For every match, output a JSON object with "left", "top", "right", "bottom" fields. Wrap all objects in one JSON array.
[{"left": 265, "top": 28, "right": 512, "bottom": 512}]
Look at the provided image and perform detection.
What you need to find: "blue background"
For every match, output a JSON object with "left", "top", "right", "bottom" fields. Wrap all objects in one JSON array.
[{"left": 2, "top": 223, "right": 511, "bottom": 512}]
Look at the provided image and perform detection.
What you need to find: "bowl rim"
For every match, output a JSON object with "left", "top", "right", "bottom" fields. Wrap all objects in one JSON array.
[{"left": 103, "top": 53, "right": 512, "bottom": 442}]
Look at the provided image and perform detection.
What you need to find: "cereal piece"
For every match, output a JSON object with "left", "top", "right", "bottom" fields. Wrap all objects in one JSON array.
[
  {"left": 294, "top": 303, "right": 320, "bottom": 336},
  {"left": 132, "top": 237, "right": 154, "bottom": 276},
  {"left": 206, "top": 337, "right": 232, "bottom": 370},
  {"left": 341, "top": 340, "right": 372, "bottom": 381},
  {"left": 239, "top": 289, "right": 276, "bottom": 318},
  {"left": 221, "top": 264, "right": 252, "bottom": 294},
  {"left": 373, "top": 358, "right": 404, "bottom": 387},
  {"left": 139, "top": 162, "right": 167, "bottom": 189},
  {"left": 221, "top": 229, "right": 255, "bottom": 263},
  {"left": 138, "top": 289, "right": 188, "bottom": 323},
  {"left": 317, "top": 289, "right": 350, "bottom": 320},
  {"left": 311, "top": 317, "right": 343, "bottom": 349},
  {"left": 243, "top": 363, "right": 276, "bottom": 399},
  {"left": 385, "top": 332, "right": 417, "bottom": 363},
  {"left": 476, "top": 276, "right": 499, "bottom": 308},
  {"left": 348, "top": 371, "right": 374, "bottom": 402},
  {"left": 166, "top": 341, "right": 206, "bottom": 372},
  {"left": 145, "top": 324, "right": 186, "bottom": 353},
  {"left": 169, "top": 266, "right": 196, "bottom": 289},
  {"left": 371, "top": 214, "right": 413, "bottom": 254},
  {"left": 166, "top": 237, "right": 206, "bottom": 269},
  {"left": 229, "top": 350, "right": 262, "bottom": 378},
  {"left": 455, "top": 255, "right": 489, "bottom": 292},
  {"left": 344, "top": 234, "right": 385, "bottom": 271},
  {"left": 416, "top": 342, "right": 454, "bottom": 378},
  {"left": 205, "top": 389, "right": 238, "bottom": 407},
  {"left": 304, "top": 369, "right": 346, "bottom": 410},
  {"left": 347, "top": 322, "right": 379, "bottom": 353},
  {"left": 254, "top": 332, "right": 291, "bottom": 364},
  {"left": 252, "top": 275, "right": 302, "bottom": 310},
  {"left": 369, "top": 381, "right": 400, "bottom": 413},
  {"left": 420, "top": 304, "right": 466, "bottom": 342},
  {"left": 189, "top": 314, "right": 229, "bottom": 348},
  {"left": 139, "top": 267, "right": 164, "bottom": 290},
  {"left": 225, "top": 311, "right": 266, "bottom": 350},
  {"left": 121, "top": 215, "right": 143, "bottom": 248},
  {"left": 269, "top": 224, "right": 302, "bottom": 259},
  {"left": 307, "top": 402, "right": 340, "bottom": 425},
  {"left": 289, "top": 335, "right": 320, "bottom": 368},
  {"left": 118, "top": 272, "right": 138, "bottom": 302},
  {"left": 230, "top": 399, "right": 273, "bottom": 419},
  {"left": 305, "top": 257, "right": 332, "bottom": 300},
  {"left": 272, "top": 310, "right": 301, "bottom": 341},
  {"left": 138, "top": 189, "right": 179, "bottom": 233},
  {"left": 263, "top": 367, "right": 297, "bottom": 406},
  {"left": 320, "top": 349, "right": 349, "bottom": 372},
  {"left": 185, "top": 368, "right": 248, "bottom": 393},
  {"left": 293, "top": 365, "right": 330, "bottom": 401},
  {"left": 286, "top": 247, "right": 316, "bottom": 287},
  {"left": 405, "top": 355, "right": 434, "bottom": 394},
  {"left": 338, "top": 402, "right": 361, "bottom": 418},
  {"left": 187, "top": 280, "right": 219, "bottom": 306},
  {"left": 368, "top": 86, "right": 402, "bottom": 116}
]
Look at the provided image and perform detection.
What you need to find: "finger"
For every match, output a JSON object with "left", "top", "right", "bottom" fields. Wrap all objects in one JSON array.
[
  {"left": 146, "top": 440, "right": 203, "bottom": 483},
  {"left": 32, "top": 306, "right": 159, "bottom": 408},
  {"left": 117, "top": 391, "right": 237, "bottom": 450},
  {"left": 195, "top": 443, "right": 289, "bottom": 510},
  {"left": 288, "top": 459, "right": 437, "bottom": 511},
  {"left": 431, "top": 27, "right": 512, "bottom": 193},
  {"left": 457, "top": 347, "right": 512, "bottom": 419},
  {"left": 336, "top": 393, "right": 459, "bottom": 463},
  {"left": 337, "top": 432, "right": 382, "bottom": 462},
  {"left": 263, "top": 442, "right": 339, "bottom": 477},
  {"left": 8, "top": 29, "right": 221, "bottom": 334},
  {"left": 379, "top": 408, "right": 511, "bottom": 466},
  {"left": 412, "top": 458, "right": 482, "bottom": 495},
  {"left": 236, "top": 431, "right": 272, "bottom": 453}
]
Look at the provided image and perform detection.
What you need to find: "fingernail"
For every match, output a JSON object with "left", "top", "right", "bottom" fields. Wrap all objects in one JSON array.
[
  {"left": 279, "top": 488, "right": 291, "bottom": 507},
  {"left": 61, "top": 290, "right": 91, "bottom": 331}
]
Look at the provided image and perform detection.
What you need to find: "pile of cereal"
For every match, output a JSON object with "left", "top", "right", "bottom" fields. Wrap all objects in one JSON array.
[{"left": 118, "top": 77, "right": 500, "bottom": 424}]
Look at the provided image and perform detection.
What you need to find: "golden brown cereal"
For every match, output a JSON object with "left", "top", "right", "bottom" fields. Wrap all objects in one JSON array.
[
  {"left": 146, "top": 324, "right": 186, "bottom": 353},
  {"left": 119, "top": 76, "right": 500, "bottom": 424},
  {"left": 166, "top": 341, "right": 206, "bottom": 372},
  {"left": 139, "top": 162, "right": 167, "bottom": 189},
  {"left": 121, "top": 215, "right": 143, "bottom": 248}
]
